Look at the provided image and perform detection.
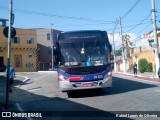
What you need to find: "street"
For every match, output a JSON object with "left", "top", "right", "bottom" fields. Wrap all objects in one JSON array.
[{"left": 0, "top": 72, "right": 160, "bottom": 120}]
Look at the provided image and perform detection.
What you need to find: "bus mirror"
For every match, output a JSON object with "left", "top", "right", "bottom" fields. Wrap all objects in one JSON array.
[{"left": 109, "top": 45, "right": 112, "bottom": 52}]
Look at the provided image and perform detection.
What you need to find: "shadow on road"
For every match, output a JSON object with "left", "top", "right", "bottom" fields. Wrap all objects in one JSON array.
[
  {"left": 0, "top": 77, "right": 134, "bottom": 120},
  {"left": 102, "top": 76, "right": 157, "bottom": 95},
  {"left": 67, "top": 76, "right": 157, "bottom": 97},
  {"left": 0, "top": 75, "right": 157, "bottom": 120}
]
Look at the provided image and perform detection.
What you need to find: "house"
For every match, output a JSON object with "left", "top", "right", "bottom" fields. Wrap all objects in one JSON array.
[
  {"left": 114, "top": 30, "right": 160, "bottom": 72},
  {"left": 130, "top": 30, "right": 160, "bottom": 72},
  {"left": 0, "top": 26, "right": 38, "bottom": 72},
  {"left": 36, "top": 28, "right": 61, "bottom": 71}
]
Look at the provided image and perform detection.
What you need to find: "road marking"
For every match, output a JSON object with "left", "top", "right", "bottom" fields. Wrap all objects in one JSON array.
[
  {"left": 15, "top": 75, "right": 30, "bottom": 88},
  {"left": 15, "top": 74, "right": 49, "bottom": 89},
  {"left": 15, "top": 103, "right": 33, "bottom": 120},
  {"left": 15, "top": 75, "right": 28, "bottom": 80},
  {"left": 15, "top": 73, "right": 55, "bottom": 89}
]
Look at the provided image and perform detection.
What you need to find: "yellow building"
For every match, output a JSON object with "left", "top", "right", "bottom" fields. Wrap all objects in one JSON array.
[
  {"left": 131, "top": 32, "right": 160, "bottom": 72},
  {"left": 0, "top": 26, "right": 38, "bottom": 72}
]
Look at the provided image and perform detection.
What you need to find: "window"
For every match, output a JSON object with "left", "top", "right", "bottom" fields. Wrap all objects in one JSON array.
[
  {"left": 12, "top": 37, "right": 20, "bottom": 43},
  {"left": 14, "top": 55, "right": 22, "bottom": 68},
  {"left": 47, "top": 33, "right": 50, "bottom": 40},
  {"left": 28, "top": 51, "right": 33, "bottom": 58},
  {"left": 27, "top": 38, "right": 34, "bottom": 44}
]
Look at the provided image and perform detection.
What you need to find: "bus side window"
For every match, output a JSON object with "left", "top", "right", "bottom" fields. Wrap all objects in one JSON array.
[{"left": 109, "top": 44, "right": 112, "bottom": 52}]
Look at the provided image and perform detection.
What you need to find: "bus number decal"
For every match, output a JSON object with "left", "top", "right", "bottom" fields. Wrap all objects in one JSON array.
[{"left": 93, "top": 75, "right": 103, "bottom": 79}]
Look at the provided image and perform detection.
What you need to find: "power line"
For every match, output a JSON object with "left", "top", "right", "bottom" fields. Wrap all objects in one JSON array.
[
  {"left": 107, "top": 20, "right": 151, "bottom": 33},
  {"left": 0, "top": 5, "right": 115, "bottom": 24},
  {"left": 122, "top": 0, "right": 142, "bottom": 20},
  {"left": 124, "top": 13, "right": 151, "bottom": 33},
  {"left": 0, "top": 19, "right": 151, "bottom": 36}
]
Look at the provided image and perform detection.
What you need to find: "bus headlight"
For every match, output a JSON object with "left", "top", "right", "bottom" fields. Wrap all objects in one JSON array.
[
  {"left": 103, "top": 71, "right": 111, "bottom": 79},
  {"left": 58, "top": 74, "right": 68, "bottom": 81}
]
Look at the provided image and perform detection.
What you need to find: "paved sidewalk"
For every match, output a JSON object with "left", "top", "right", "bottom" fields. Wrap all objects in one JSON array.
[
  {"left": 113, "top": 70, "right": 160, "bottom": 82},
  {"left": 0, "top": 75, "right": 17, "bottom": 112},
  {"left": 0, "top": 72, "right": 27, "bottom": 113}
]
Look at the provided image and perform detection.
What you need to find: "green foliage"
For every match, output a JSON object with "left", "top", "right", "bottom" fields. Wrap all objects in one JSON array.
[
  {"left": 116, "top": 49, "right": 122, "bottom": 56},
  {"left": 122, "top": 34, "right": 131, "bottom": 58},
  {"left": 146, "top": 62, "right": 152, "bottom": 72},
  {"left": 138, "top": 58, "right": 148, "bottom": 73},
  {"left": 122, "top": 34, "right": 130, "bottom": 41}
]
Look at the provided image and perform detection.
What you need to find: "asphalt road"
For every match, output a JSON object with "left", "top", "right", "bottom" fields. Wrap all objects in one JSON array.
[{"left": 1, "top": 71, "right": 160, "bottom": 120}]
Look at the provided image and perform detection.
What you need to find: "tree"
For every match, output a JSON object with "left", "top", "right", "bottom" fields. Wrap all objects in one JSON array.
[{"left": 122, "top": 34, "right": 131, "bottom": 58}]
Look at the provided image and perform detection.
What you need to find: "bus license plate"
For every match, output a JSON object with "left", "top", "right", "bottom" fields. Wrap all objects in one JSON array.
[{"left": 82, "top": 83, "right": 92, "bottom": 87}]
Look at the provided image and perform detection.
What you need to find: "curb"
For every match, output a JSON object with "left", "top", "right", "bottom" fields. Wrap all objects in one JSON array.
[
  {"left": 113, "top": 72, "right": 160, "bottom": 82},
  {"left": 38, "top": 71, "right": 56, "bottom": 72}
]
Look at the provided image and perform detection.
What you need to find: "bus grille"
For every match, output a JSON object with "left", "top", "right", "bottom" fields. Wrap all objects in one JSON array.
[{"left": 59, "top": 65, "right": 110, "bottom": 75}]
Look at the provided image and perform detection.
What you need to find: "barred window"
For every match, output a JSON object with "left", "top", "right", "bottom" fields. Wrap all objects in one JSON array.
[
  {"left": 47, "top": 33, "right": 50, "bottom": 40},
  {"left": 27, "top": 38, "right": 34, "bottom": 44},
  {"left": 12, "top": 37, "right": 20, "bottom": 43}
]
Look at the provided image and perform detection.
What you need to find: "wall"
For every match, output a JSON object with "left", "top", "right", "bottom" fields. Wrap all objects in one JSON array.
[{"left": 0, "top": 26, "right": 38, "bottom": 72}]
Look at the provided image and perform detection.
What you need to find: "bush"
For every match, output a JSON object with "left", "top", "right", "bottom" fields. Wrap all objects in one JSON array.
[
  {"left": 138, "top": 58, "right": 148, "bottom": 73},
  {"left": 146, "top": 62, "right": 152, "bottom": 72}
]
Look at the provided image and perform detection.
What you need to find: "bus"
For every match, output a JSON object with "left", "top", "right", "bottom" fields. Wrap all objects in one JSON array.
[{"left": 53, "top": 30, "right": 112, "bottom": 96}]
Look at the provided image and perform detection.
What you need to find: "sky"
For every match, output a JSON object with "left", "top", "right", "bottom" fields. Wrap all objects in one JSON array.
[{"left": 0, "top": 0, "right": 160, "bottom": 48}]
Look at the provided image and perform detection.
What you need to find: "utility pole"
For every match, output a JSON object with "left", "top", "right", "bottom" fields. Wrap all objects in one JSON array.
[
  {"left": 51, "top": 23, "right": 54, "bottom": 70},
  {"left": 6, "top": 0, "right": 13, "bottom": 109},
  {"left": 119, "top": 17, "right": 126, "bottom": 73},
  {"left": 151, "top": 0, "right": 159, "bottom": 78},
  {"left": 112, "top": 29, "right": 117, "bottom": 72}
]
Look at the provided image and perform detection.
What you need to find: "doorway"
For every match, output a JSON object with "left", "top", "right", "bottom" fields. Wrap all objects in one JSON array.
[{"left": 0, "top": 56, "right": 4, "bottom": 65}]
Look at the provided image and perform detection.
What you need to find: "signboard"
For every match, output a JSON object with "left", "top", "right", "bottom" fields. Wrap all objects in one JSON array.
[
  {"left": 3, "top": 26, "right": 16, "bottom": 38},
  {"left": 11, "top": 13, "right": 14, "bottom": 25}
]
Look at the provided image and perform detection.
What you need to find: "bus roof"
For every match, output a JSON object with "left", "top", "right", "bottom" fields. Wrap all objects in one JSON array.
[
  {"left": 58, "top": 30, "right": 108, "bottom": 40},
  {"left": 60, "top": 30, "right": 107, "bottom": 34}
]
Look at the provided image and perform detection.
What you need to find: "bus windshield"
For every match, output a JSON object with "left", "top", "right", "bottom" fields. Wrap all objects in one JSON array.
[{"left": 59, "top": 40, "right": 109, "bottom": 67}]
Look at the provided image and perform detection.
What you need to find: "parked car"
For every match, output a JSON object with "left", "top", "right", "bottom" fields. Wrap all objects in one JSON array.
[{"left": 0, "top": 65, "right": 6, "bottom": 72}]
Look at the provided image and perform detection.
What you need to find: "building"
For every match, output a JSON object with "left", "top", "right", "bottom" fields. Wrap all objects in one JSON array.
[
  {"left": 0, "top": 18, "right": 8, "bottom": 27},
  {"left": 0, "top": 26, "right": 38, "bottom": 72},
  {"left": 36, "top": 28, "right": 61, "bottom": 71},
  {"left": 130, "top": 30, "right": 160, "bottom": 72},
  {"left": 115, "top": 30, "right": 160, "bottom": 72}
]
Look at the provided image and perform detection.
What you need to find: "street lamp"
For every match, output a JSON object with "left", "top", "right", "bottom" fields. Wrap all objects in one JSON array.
[{"left": 51, "top": 23, "right": 54, "bottom": 70}]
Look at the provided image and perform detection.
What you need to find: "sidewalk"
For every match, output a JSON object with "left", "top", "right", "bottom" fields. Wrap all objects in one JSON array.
[
  {"left": 113, "top": 70, "right": 160, "bottom": 82},
  {"left": 0, "top": 73, "right": 25, "bottom": 112}
]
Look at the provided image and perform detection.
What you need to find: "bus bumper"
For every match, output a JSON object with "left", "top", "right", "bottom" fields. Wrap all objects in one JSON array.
[{"left": 59, "top": 76, "right": 112, "bottom": 92}]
